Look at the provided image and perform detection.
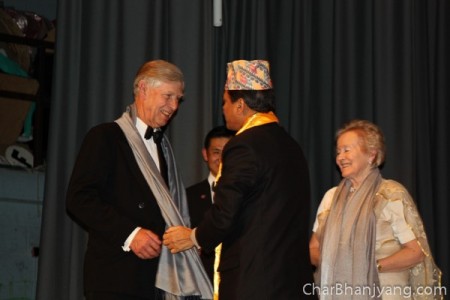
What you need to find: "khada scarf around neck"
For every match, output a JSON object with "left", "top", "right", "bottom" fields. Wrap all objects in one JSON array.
[
  {"left": 116, "top": 104, "right": 213, "bottom": 300},
  {"left": 316, "top": 168, "right": 382, "bottom": 300}
]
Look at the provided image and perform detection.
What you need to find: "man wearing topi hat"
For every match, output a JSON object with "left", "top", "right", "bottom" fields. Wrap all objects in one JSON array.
[{"left": 164, "top": 60, "right": 314, "bottom": 299}]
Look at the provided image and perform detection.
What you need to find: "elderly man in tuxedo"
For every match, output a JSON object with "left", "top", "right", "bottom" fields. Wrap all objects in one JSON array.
[{"left": 66, "top": 60, "right": 212, "bottom": 300}]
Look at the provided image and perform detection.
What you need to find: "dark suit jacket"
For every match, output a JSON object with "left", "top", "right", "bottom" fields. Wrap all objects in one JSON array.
[
  {"left": 196, "top": 123, "right": 315, "bottom": 300},
  {"left": 66, "top": 122, "right": 166, "bottom": 299},
  {"left": 186, "top": 179, "right": 215, "bottom": 283}
]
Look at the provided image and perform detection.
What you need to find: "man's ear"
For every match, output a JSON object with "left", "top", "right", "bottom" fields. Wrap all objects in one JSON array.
[
  {"left": 237, "top": 98, "right": 245, "bottom": 110},
  {"left": 138, "top": 80, "right": 147, "bottom": 94},
  {"left": 201, "top": 148, "right": 208, "bottom": 162}
]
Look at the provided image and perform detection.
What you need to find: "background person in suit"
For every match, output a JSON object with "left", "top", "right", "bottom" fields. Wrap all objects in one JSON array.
[
  {"left": 186, "top": 125, "right": 235, "bottom": 283},
  {"left": 66, "top": 60, "right": 212, "bottom": 300},
  {"left": 164, "top": 60, "right": 315, "bottom": 299}
]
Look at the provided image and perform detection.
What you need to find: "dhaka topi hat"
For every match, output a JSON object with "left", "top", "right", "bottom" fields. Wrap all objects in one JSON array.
[{"left": 224, "top": 60, "right": 273, "bottom": 90}]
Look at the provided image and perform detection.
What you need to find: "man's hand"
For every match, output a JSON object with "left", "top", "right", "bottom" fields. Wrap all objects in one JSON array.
[
  {"left": 163, "top": 226, "right": 194, "bottom": 253},
  {"left": 130, "top": 228, "right": 162, "bottom": 259}
]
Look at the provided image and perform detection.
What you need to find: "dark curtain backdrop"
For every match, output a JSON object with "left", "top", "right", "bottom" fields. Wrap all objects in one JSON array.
[{"left": 36, "top": 0, "right": 449, "bottom": 299}]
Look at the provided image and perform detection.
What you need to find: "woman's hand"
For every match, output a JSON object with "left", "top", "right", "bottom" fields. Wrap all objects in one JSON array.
[{"left": 376, "top": 239, "right": 425, "bottom": 272}]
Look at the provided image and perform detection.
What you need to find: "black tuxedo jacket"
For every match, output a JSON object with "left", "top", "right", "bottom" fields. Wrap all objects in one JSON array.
[
  {"left": 186, "top": 179, "right": 215, "bottom": 283},
  {"left": 196, "top": 123, "right": 315, "bottom": 299},
  {"left": 186, "top": 179, "right": 212, "bottom": 228},
  {"left": 66, "top": 122, "right": 166, "bottom": 298}
]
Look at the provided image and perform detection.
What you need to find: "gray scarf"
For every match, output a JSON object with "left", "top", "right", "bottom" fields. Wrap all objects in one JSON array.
[
  {"left": 316, "top": 168, "right": 382, "bottom": 299},
  {"left": 115, "top": 104, "right": 213, "bottom": 300}
]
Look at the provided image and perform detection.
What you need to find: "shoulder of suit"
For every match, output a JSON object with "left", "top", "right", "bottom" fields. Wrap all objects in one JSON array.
[
  {"left": 186, "top": 179, "right": 209, "bottom": 191},
  {"left": 89, "top": 122, "right": 121, "bottom": 135},
  {"left": 83, "top": 122, "right": 128, "bottom": 148}
]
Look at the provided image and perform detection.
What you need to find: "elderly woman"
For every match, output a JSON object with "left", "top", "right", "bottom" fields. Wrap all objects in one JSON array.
[{"left": 309, "top": 120, "right": 442, "bottom": 299}]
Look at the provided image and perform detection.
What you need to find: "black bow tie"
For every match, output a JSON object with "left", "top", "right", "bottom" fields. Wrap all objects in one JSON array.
[{"left": 145, "top": 126, "right": 163, "bottom": 144}]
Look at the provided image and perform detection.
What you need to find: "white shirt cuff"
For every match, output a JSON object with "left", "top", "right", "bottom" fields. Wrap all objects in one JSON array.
[
  {"left": 190, "top": 228, "right": 201, "bottom": 248},
  {"left": 122, "top": 227, "right": 141, "bottom": 251}
]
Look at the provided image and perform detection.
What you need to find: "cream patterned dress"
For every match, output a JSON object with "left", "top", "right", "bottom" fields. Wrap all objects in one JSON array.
[{"left": 313, "top": 179, "right": 442, "bottom": 300}]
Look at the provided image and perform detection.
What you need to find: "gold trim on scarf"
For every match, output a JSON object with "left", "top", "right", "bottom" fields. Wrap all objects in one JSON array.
[
  {"left": 213, "top": 111, "right": 279, "bottom": 300},
  {"left": 236, "top": 111, "right": 279, "bottom": 135}
]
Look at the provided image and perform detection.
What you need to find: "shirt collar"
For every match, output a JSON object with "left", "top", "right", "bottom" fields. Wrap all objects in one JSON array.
[
  {"left": 136, "top": 117, "right": 147, "bottom": 140},
  {"left": 208, "top": 172, "right": 216, "bottom": 187}
]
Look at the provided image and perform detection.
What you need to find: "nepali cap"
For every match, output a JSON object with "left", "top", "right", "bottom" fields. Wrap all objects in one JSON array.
[{"left": 224, "top": 60, "right": 273, "bottom": 90}]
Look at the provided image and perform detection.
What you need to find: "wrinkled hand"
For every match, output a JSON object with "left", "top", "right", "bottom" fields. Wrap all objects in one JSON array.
[
  {"left": 163, "top": 226, "right": 194, "bottom": 253},
  {"left": 130, "top": 228, "right": 162, "bottom": 259}
]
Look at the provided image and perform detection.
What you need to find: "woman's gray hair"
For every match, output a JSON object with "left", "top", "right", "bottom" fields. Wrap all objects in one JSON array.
[{"left": 336, "top": 119, "right": 386, "bottom": 167}]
